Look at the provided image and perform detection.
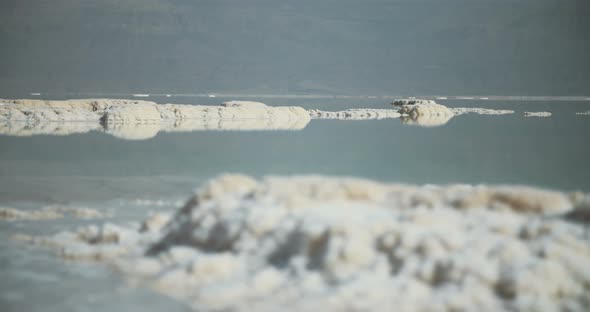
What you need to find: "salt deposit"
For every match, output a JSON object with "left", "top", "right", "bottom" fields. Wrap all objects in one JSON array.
[
  {"left": 391, "top": 99, "right": 438, "bottom": 107},
  {"left": 308, "top": 109, "right": 401, "bottom": 120},
  {"left": 22, "top": 175, "right": 590, "bottom": 312},
  {"left": 576, "top": 111, "right": 590, "bottom": 116},
  {"left": 0, "top": 121, "right": 101, "bottom": 137},
  {"left": 400, "top": 113, "right": 454, "bottom": 127},
  {"left": 398, "top": 104, "right": 454, "bottom": 127},
  {"left": 397, "top": 102, "right": 454, "bottom": 119},
  {"left": 392, "top": 100, "right": 455, "bottom": 127},
  {"left": 524, "top": 111, "right": 552, "bottom": 117},
  {"left": 450, "top": 108, "right": 515, "bottom": 116},
  {"left": 0, "top": 206, "right": 104, "bottom": 221},
  {"left": 0, "top": 99, "right": 311, "bottom": 139}
]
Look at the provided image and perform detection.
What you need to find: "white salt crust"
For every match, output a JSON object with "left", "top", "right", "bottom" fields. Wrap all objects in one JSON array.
[
  {"left": 0, "top": 206, "right": 104, "bottom": 221},
  {"left": 0, "top": 99, "right": 311, "bottom": 139},
  {"left": 21, "top": 175, "right": 590, "bottom": 312},
  {"left": 524, "top": 112, "right": 552, "bottom": 118},
  {"left": 450, "top": 108, "right": 515, "bottom": 116}
]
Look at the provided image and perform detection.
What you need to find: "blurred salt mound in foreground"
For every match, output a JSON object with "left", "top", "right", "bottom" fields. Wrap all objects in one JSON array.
[
  {"left": 0, "top": 99, "right": 311, "bottom": 139},
  {"left": 25, "top": 175, "right": 590, "bottom": 312}
]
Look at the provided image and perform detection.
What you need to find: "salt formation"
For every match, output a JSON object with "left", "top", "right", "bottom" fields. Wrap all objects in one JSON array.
[
  {"left": 450, "top": 108, "right": 515, "bottom": 116},
  {"left": 391, "top": 99, "right": 438, "bottom": 106},
  {"left": 25, "top": 175, "right": 590, "bottom": 312},
  {"left": 307, "top": 99, "right": 453, "bottom": 125},
  {"left": 0, "top": 121, "right": 101, "bottom": 137},
  {"left": 308, "top": 109, "right": 401, "bottom": 120},
  {"left": 393, "top": 100, "right": 455, "bottom": 127},
  {"left": 0, "top": 99, "right": 138, "bottom": 122},
  {"left": 575, "top": 111, "right": 590, "bottom": 116},
  {"left": 0, "top": 99, "right": 311, "bottom": 139},
  {"left": 524, "top": 111, "right": 552, "bottom": 117},
  {"left": 0, "top": 206, "right": 104, "bottom": 221}
]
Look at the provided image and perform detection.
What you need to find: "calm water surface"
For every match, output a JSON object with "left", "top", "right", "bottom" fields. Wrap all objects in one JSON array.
[{"left": 1, "top": 97, "right": 589, "bottom": 311}]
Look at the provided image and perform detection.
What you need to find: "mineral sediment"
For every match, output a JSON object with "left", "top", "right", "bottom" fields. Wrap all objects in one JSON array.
[
  {"left": 450, "top": 108, "right": 515, "bottom": 116},
  {"left": 308, "top": 109, "right": 401, "bottom": 120},
  {"left": 0, "top": 99, "right": 311, "bottom": 139},
  {"left": 21, "top": 175, "right": 590, "bottom": 312},
  {"left": 524, "top": 111, "right": 552, "bottom": 117}
]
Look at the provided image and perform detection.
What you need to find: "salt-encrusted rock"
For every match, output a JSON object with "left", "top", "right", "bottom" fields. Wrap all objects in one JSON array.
[
  {"left": 222, "top": 101, "right": 269, "bottom": 108},
  {"left": 0, "top": 207, "right": 63, "bottom": 220},
  {"left": 0, "top": 98, "right": 151, "bottom": 122},
  {"left": 450, "top": 185, "right": 572, "bottom": 213},
  {"left": 101, "top": 104, "right": 163, "bottom": 124},
  {"left": 0, "top": 206, "right": 104, "bottom": 221},
  {"left": 563, "top": 195, "right": 590, "bottom": 226},
  {"left": 0, "top": 98, "right": 311, "bottom": 139},
  {"left": 391, "top": 99, "right": 437, "bottom": 107},
  {"left": 398, "top": 102, "right": 453, "bottom": 119},
  {"left": 24, "top": 175, "right": 590, "bottom": 312},
  {"left": 308, "top": 109, "right": 401, "bottom": 120},
  {"left": 0, "top": 98, "right": 148, "bottom": 111},
  {"left": 0, "top": 105, "right": 102, "bottom": 122},
  {"left": 451, "top": 108, "right": 515, "bottom": 116},
  {"left": 524, "top": 111, "right": 552, "bottom": 117},
  {"left": 100, "top": 101, "right": 311, "bottom": 125},
  {"left": 399, "top": 103, "right": 454, "bottom": 127},
  {"left": 393, "top": 100, "right": 455, "bottom": 127},
  {"left": 0, "top": 121, "right": 101, "bottom": 137}
]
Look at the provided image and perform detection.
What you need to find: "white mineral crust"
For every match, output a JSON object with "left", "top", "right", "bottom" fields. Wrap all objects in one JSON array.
[{"left": 25, "top": 175, "right": 590, "bottom": 312}]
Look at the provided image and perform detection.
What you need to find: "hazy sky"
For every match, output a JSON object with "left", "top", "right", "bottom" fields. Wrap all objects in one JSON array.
[{"left": 1, "top": 0, "right": 589, "bottom": 96}]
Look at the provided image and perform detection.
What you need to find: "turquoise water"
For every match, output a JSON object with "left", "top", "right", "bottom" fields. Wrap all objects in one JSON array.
[
  {"left": 1, "top": 98, "right": 589, "bottom": 204},
  {"left": 1, "top": 97, "right": 589, "bottom": 311},
  {"left": 1, "top": 1, "right": 589, "bottom": 309}
]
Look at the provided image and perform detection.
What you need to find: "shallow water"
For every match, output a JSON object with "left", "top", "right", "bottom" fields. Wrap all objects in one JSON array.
[
  {"left": 1, "top": 97, "right": 589, "bottom": 311},
  {"left": 1, "top": 98, "right": 590, "bottom": 197}
]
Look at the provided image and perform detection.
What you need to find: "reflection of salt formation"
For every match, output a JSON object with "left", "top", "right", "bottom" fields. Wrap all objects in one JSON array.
[
  {"left": 450, "top": 108, "right": 515, "bottom": 116},
  {"left": 524, "top": 111, "right": 552, "bottom": 117},
  {"left": 104, "top": 117, "right": 311, "bottom": 140},
  {"left": 103, "top": 123, "right": 163, "bottom": 140},
  {"left": 308, "top": 109, "right": 401, "bottom": 120},
  {"left": 397, "top": 102, "right": 455, "bottom": 127},
  {"left": 0, "top": 121, "right": 101, "bottom": 137},
  {"left": 24, "top": 175, "right": 590, "bottom": 312},
  {"left": 0, "top": 99, "right": 311, "bottom": 139}
]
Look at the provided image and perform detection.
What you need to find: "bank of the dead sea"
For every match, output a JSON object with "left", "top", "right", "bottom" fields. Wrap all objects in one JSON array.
[{"left": 14, "top": 174, "right": 590, "bottom": 312}]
